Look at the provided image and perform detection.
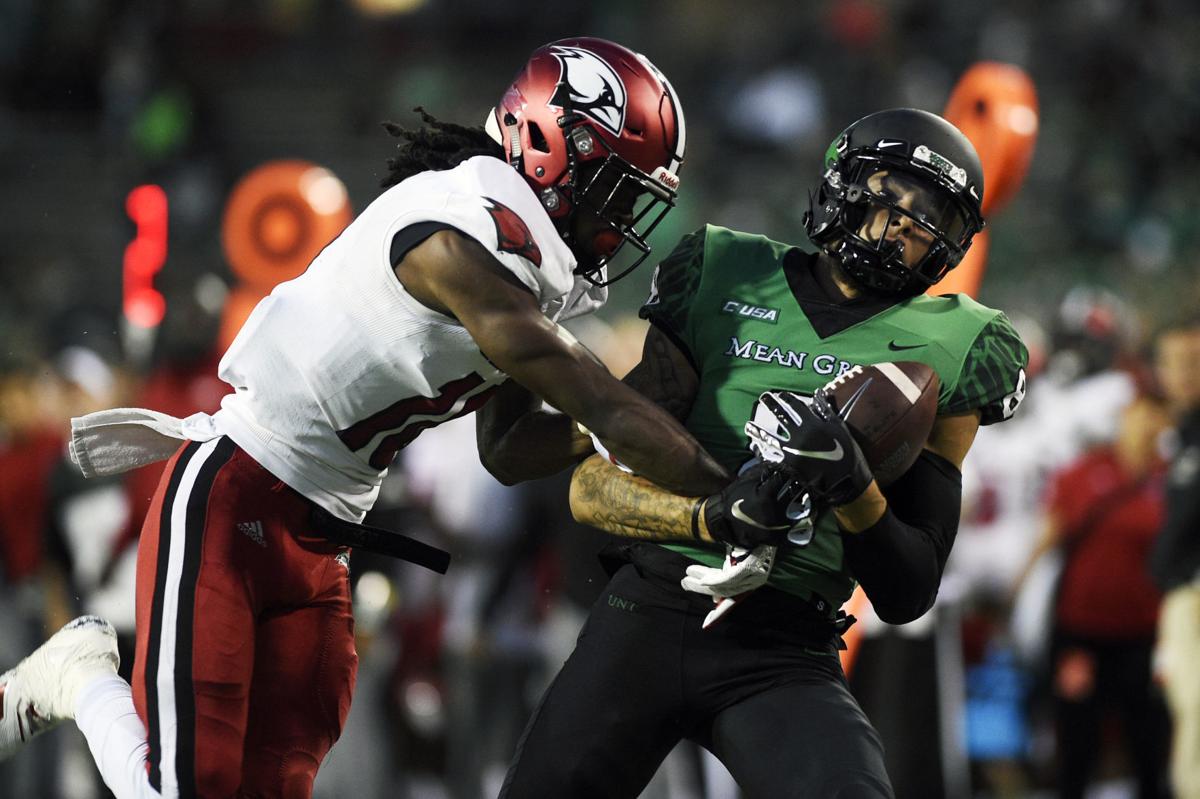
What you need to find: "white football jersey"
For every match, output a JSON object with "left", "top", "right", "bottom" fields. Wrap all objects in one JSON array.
[{"left": 213, "top": 156, "right": 598, "bottom": 522}]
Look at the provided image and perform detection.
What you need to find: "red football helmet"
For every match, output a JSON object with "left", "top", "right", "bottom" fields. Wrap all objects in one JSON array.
[{"left": 486, "top": 37, "right": 686, "bottom": 285}]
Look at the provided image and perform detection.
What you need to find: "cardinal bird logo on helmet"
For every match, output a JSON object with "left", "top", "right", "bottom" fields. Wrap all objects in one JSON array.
[
  {"left": 548, "top": 45, "right": 627, "bottom": 136},
  {"left": 483, "top": 197, "right": 542, "bottom": 267}
]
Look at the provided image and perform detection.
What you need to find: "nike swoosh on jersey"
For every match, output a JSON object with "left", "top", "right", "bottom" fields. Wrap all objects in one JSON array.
[
  {"left": 887, "top": 340, "right": 927, "bottom": 351},
  {"left": 782, "top": 440, "right": 845, "bottom": 461},
  {"left": 730, "top": 499, "right": 792, "bottom": 531}
]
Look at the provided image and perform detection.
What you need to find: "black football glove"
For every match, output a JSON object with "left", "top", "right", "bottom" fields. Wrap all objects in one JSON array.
[
  {"left": 744, "top": 389, "right": 874, "bottom": 507},
  {"left": 703, "top": 462, "right": 807, "bottom": 549}
]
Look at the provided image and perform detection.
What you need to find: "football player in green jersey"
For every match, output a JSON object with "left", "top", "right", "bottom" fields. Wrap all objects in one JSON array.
[{"left": 500, "top": 108, "right": 1028, "bottom": 798}]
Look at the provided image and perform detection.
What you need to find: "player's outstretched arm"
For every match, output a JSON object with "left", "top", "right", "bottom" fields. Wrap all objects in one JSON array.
[
  {"left": 570, "top": 454, "right": 801, "bottom": 550},
  {"left": 398, "top": 230, "right": 729, "bottom": 495},
  {"left": 475, "top": 315, "right": 704, "bottom": 484},
  {"left": 570, "top": 454, "right": 711, "bottom": 541}
]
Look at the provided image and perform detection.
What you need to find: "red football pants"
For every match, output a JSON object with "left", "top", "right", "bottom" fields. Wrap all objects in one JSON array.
[{"left": 132, "top": 438, "right": 358, "bottom": 798}]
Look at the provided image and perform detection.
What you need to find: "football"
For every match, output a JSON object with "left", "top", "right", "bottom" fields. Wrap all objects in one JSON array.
[{"left": 822, "top": 361, "right": 940, "bottom": 486}]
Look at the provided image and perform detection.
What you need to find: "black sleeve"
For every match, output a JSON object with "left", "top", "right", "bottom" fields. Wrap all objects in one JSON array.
[
  {"left": 1148, "top": 430, "right": 1200, "bottom": 590},
  {"left": 389, "top": 221, "right": 459, "bottom": 266},
  {"left": 1149, "top": 485, "right": 1200, "bottom": 590},
  {"left": 638, "top": 227, "right": 707, "bottom": 367},
  {"left": 841, "top": 450, "right": 962, "bottom": 625}
]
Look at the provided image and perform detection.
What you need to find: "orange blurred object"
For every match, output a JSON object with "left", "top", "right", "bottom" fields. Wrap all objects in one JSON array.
[
  {"left": 838, "top": 586, "right": 872, "bottom": 676},
  {"left": 221, "top": 160, "right": 352, "bottom": 293},
  {"left": 943, "top": 61, "right": 1038, "bottom": 217},
  {"left": 930, "top": 228, "right": 990, "bottom": 297},
  {"left": 930, "top": 62, "right": 1037, "bottom": 298}
]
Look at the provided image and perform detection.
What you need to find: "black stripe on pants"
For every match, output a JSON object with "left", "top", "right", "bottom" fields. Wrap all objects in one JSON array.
[{"left": 144, "top": 438, "right": 235, "bottom": 795}]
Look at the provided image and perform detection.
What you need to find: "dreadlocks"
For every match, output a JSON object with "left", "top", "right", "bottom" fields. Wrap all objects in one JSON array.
[{"left": 380, "top": 108, "right": 505, "bottom": 188}]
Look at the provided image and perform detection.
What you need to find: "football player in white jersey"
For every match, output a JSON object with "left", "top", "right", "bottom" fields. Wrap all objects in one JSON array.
[{"left": 0, "top": 38, "right": 740, "bottom": 798}]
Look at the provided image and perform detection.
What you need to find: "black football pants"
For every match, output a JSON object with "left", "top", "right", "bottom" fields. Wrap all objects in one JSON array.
[
  {"left": 499, "top": 544, "right": 893, "bottom": 799},
  {"left": 1052, "top": 633, "right": 1170, "bottom": 799}
]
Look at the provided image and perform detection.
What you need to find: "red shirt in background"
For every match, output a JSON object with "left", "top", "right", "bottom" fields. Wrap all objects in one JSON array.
[
  {"left": 1048, "top": 447, "right": 1164, "bottom": 639},
  {"left": 0, "top": 426, "right": 64, "bottom": 583}
]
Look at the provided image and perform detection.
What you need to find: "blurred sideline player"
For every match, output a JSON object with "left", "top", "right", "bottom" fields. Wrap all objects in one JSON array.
[
  {"left": 1020, "top": 393, "right": 1170, "bottom": 798},
  {"left": 956, "top": 290, "right": 1137, "bottom": 616},
  {"left": 0, "top": 37, "right": 750, "bottom": 798},
  {"left": 1148, "top": 316, "right": 1200, "bottom": 799},
  {"left": 501, "top": 109, "right": 1028, "bottom": 797}
]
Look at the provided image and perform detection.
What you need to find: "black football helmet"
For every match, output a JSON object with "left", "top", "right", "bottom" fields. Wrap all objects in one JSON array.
[{"left": 804, "top": 108, "right": 985, "bottom": 296}]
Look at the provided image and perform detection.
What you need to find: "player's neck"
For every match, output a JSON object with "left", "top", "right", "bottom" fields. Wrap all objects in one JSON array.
[{"left": 815, "top": 254, "right": 860, "bottom": 301}]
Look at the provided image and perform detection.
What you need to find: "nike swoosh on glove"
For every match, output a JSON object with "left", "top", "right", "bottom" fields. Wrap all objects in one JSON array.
[
  {"left": 703, "top": 462, "right": 805, "bottom": 549},
  {"left": 744, "top": 390, "right": 874, "bottom": 507}
]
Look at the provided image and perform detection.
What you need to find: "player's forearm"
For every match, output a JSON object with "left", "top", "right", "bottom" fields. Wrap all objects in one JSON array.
[
  {"left": 481, "top": 411, "right": 593, "bottom": 484},
  {"left": 569, "top": 455, "right": 717, "bottom": 543},
  {"left": 841, "top": 450, "right": 961, "bottom": 624},
  {"left": 583, "top": 401, "right": 729, "bottom": 496},
  {"left": 509, "top": 352, "right": 729, "bottom": 495},
  {"left": 466, "top": 305, "right": 728, "bottom": 496},
  {"left": 842, "top": 509, "right": 943, "bottom": 624},
  {"left": 477, "top": 387, "right": 592, "bottom": 485}
]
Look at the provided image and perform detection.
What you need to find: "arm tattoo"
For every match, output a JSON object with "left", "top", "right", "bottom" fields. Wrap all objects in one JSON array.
[
  {"left": 570, "top": 455, "right": 698, "bottom": 541},
  {"left": 622, "top": 328, "right": 698, "bottom": 422}
]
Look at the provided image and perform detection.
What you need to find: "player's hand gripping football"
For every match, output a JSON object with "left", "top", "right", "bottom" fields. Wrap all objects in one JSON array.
[
  {"left": 745, "top": 389, "right": 875, "bottom": 508},
  {"left": 683, "top": 386, "right": 876, "bottom": 631}
]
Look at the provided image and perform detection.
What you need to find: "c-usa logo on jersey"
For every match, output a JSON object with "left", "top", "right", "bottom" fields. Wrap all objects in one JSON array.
[{"left": 548, "top": 45, "right": 627, "bottom": 136}]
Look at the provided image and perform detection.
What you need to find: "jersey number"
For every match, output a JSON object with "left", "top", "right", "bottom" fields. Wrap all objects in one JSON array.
[
  {"left": 338, "top": 373, "right": 498, "bottom": 468},
  {"left": 1001, "top": 368, "right": 1027, "bottom": 420}
]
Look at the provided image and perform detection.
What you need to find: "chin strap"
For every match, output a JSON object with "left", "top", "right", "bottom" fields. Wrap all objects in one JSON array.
[
  {"left": 484, "top": 107, "right": 526, "bottom": 188},
  {"left": 483, "top": 107, "right": 522, "bottom": 159}
]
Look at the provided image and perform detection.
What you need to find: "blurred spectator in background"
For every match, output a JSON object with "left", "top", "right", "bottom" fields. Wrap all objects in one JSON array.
[
  {"left": 0, "top": 353, "right": 64, "bottom": 796},
  {"left": 1035, "top": 287, "right": 1141, "bottom": 464},
  {"left": 948, "top": 312, "right": 1049, "bottom": 799},
  {"left": 1017, "top": 393, "right": 1171, "bottom": 799},
  {"left": 1148, "top": 315, "right": 1200, "bottom": 799},
  {"left": 315, "top": 464, "right": 448, "bottom": 799},
  {"left": 0, "top": 355, "right": 63, "bottom": 599},
  {"left": 952, "top": 287, "right": 1138, "bottom": 618},
  {"left": 400, "top": 414, "right": 535, "bottom": 799},
  {"left": 42, "top": 343, "right": 134, "bottom": 799},
  {"left": 945, "top": 287, "right": 1141, "bottom": 796},
  {"left": 44, "top": 344, "right": 133, "bottom": 657}
]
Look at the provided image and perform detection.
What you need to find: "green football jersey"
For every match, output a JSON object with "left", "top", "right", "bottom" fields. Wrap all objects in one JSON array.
[{"left": 639, "top": 225, "right": 1029, "bottom": 611}]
